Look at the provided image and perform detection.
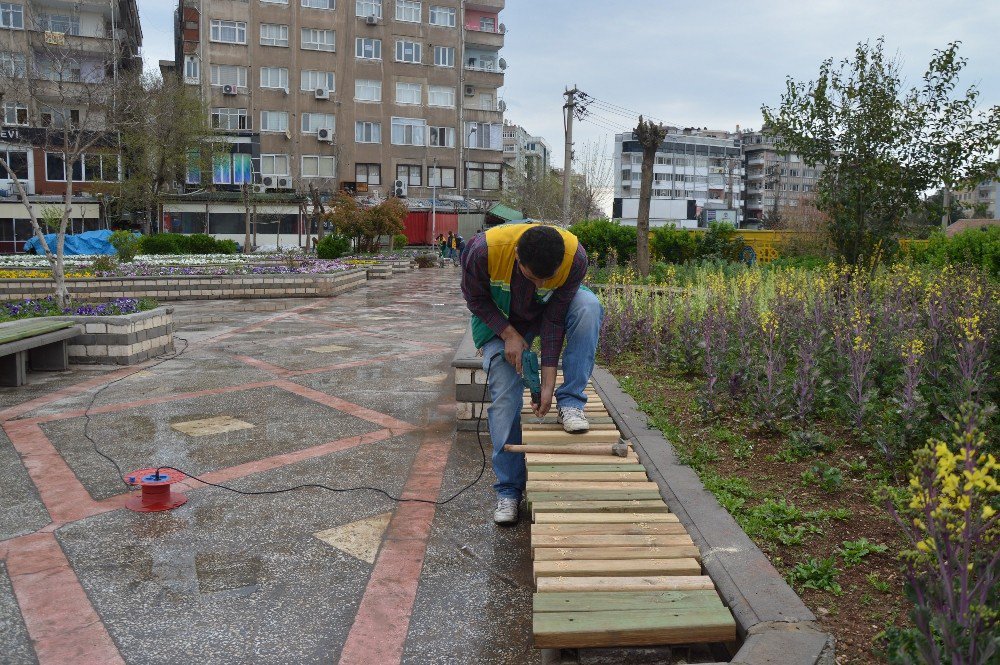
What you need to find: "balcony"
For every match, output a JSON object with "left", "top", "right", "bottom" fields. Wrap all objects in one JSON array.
[
  {"left": 464, "top": 66, "right": 503, "bottom": 88},
  {"left": 465, "top": 0, "right": 505, "bottom": 10},
  {"left": 465, "top": 27, "right": 503, "bottom": 49}
]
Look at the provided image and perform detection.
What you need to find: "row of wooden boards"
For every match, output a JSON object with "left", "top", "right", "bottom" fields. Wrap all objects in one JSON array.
[{"left": 523, "top": 383, "right": 736, "bottom": 650}]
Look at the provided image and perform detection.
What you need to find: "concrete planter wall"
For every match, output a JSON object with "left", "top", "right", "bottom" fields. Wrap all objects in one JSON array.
[
  {"left": 54, "top": 307, "right": 174, "bottom": 365},
  {"left": 0, "top": 269, "right": 367, "bottom": 302}
]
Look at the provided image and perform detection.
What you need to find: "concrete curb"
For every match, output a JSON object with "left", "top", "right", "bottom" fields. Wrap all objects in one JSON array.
[{"left": 590, "top": 366, "right": 835, "bottom": 665}]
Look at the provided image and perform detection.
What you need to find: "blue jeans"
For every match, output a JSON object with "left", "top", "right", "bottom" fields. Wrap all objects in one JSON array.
[{"left": 480, "top": 288, "right": 604, "bottom": 501}]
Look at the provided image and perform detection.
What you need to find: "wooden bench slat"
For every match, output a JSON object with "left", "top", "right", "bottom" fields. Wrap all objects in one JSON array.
[
  {"left": 533, "top": 558, "right": 701, "bottom": 582},
  {"left": 535, "top": 575, "right": 715, "bottom": 593},
  {"left": 523, "top": 454, "right": 640, "bottom": 465},
  {"left": 533, "top": 589, "right": 724, "bottom": 613},
  {"left": 526, "top": 490, "right": 663, "bottom": 503},
  {"left": 533, "top": 546, "right": 701, "bottom": 562},
  {"left": 532, "top": 535, "right": 694, "bottom": 550},
  {"left": 0, "top": 320, "right": 74, "bottom": 345},
  {"left": 527, "top": 472, "right": 649, "bottom": 482},
  {"left": 530, "top": 500, "right": 669, "bottom": 517},
  {"left": 532, "top": 607, "right": 737, "bottom": 648},
  {"left": 533, "top": 512, "right": 677, "bottom": 524},
  {"left": 531, "top": 523, "right": 688, "bottom": 537},
  {"left": 526, "top": 464, "right": 646, "bottom": 473}
]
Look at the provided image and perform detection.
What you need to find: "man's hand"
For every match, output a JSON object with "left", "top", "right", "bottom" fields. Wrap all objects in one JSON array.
[
  {"left": 532, "top": 366, "right": 558, "bottom": 418},
  {"left": 500, "top": 325, "right": 528, "bottom": 374}
]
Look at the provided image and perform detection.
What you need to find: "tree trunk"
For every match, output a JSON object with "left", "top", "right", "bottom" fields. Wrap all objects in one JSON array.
[
  {"left": 941, "top": 184, "right": 951, "bottom": 231},
  {"left": 633, "top": 117, "right": 668, "bottom": 277},
  {"left": 243, "top": 189, "right": 252, "bottom": 255}
]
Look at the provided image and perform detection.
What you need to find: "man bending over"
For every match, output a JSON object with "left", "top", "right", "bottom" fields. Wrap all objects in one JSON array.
[{"left": 460, "top": 224, "right": 603, "bottom": 525}]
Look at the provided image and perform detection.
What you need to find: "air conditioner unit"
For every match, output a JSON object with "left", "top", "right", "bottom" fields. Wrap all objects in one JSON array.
[
  {"left": 262, "top": 176, "right": 275, "bottom": 187},
  {"left": 222, "top": 84, "right": 237, "bottom": 96},
  {"left": 499, "top": 23, "right": 506, "bottom": 34},
  {"left": 253, "top": 184, "right": 267, "bottom": 194},
  {"left": 317, "top": 128, "right": 335, "bottom": 142},
  {"left": 464, "top": 85, "right": 475, "bottom": 97},
  {"left": 498, "top": 100, "right": 507, "bottom": 113},
  {"left": 315, "top": 88, "right": 330, "bottom": 100},
  {"left": 365, "top": 14, "right": 378, "bottom": 25},
  {"left": 277, "top": 177, "right": 293, "bottom": 189},
  {"left": 393, "top": 179, "right": 407, "bottom": 198},
  {"left": 498, "top": 58, "right": 507, "bottom": 70}
]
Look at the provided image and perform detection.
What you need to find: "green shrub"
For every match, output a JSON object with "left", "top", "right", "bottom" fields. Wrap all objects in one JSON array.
[
  {"left": 909, "top": 226, "right": 1000, "bottom": 276},
  {"left": 108, "top": 230, "right": 139, "bottom": 262},
  {"left": 138, "top": 233, "right": 184, "bottom": 255},
  {"left": 316, "top": 233, "right": 350, "bottom": 260},
  {"left": 699, "top": 221, "right": 745, "bottom": 262},
  {"left": 569, "top": 219, "right": 637, "bottom": 264},
  {"left": 392, "top": 233, "right": 409, "bottom": 250},
  {"left": 801, "top": 461, "right": 844, "bottom": 492},
  {"left": 216, "top": 239, "right": 239, "bottom": 254},
  {"left": 183, "top": 233, "right": 223, "bottom": 255},
  {"left": 651, "top": 225, "right": 699, "bottom": 263}
]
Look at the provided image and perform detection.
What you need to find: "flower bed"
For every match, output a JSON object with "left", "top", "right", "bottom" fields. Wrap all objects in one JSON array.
[
  {"left": 0, "top": 297, "right": 157, "bottom": 323},
  {"left": 596, "top": 262, "right": 999, "bottom": 664}
]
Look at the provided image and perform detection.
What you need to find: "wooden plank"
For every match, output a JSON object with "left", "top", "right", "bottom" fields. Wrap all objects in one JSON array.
[
  {"left": 535, "top": 575, "right": 716, "bottom": 593},
  {"left": 533, "top": 512, "right": 677, "bottom": 524},
  {"left": 522, "top": 417, "right": 615, "bottom": 425},
  {"left": 523, "top": 453, "right": 639, "bottom": 465},
  {"left": 533, "top": 546, "right": 701, "bottom": 562},
  {"left": 531, "top": 523, "right": 688, "bottom": 537},
  {"left": 527, "top": 472, "right": 649, "bottom": 482},
  {"left": 526, "top": 490, "right": 664, "bottom": 503},
  {"left": 532, "top": 535, "right": 694, "bottom": 550},
  {"left": 533, "top": 558, "right": 701, "bottom": 582},
  {"left": 507, "top": 444, "right": 625, "bottom": 455},
  {"left": 521, "top": 430, "right": 621, "bottom": 444},
  {"left": 521, "top": 422, "right": 618, "bottom": 431},
  {"left": 526, "top": 464, "right": 646, "bottom": 474},
  {"left": 526, "top": 481, "right": 657, "bottom": 492},
  {"left": 533, "top": 607, "right": 737, "bottom": 648},
  {"left": 531, "top": 501, "right": 668, "bottom": 517},
  {"left": 533, "top": 589, "right": 724, "bottom": 613}
]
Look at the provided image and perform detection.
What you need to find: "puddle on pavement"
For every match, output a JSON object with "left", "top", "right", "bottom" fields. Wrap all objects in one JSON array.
[{"left": 195, "top": 551, "right": 263, "bottom": 595}]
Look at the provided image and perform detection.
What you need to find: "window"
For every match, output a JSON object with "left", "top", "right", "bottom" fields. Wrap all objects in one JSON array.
[
  {"left": 302, "top": 113, "right": 335, "bottom": 133},
  {"left": 212, "top": 107, "right": 249, "bottom": 130},
  {"left": 210, "top": 19, "right": 246, "bottom": 44},
  {"left": 466, "top": 122, "right": 500, "bottom": 150},
  {"left": 427, "top": 85, "right": 454, "bottom": 107},
  {"left": 355, "top": 37, "right": 382, "bottom": 60},
  {"left": 210, "top": 64, "right": 247, "bottom": 88},
  {"left": 391, "top": 117, "right": 426, "bottom": 146},
  {"left": 44, "top": 153, "right": 119, "bottom": 182},
  {"left": 428, "top": 5, "right": 455, "bottom": 26},
  {"left": 395, "top": 40, "right": 421, "bottom": 63},
  {"left": 260, "top": 67, "right": 289, "bottom": 90},
  {"left": 395, "top": 82, "right": 421, "bottom": 105},
  {"left": 211, "top": 153, "right": 253, "bottom": 185},
  {"left": 0, "top": 3, "right": 23, "bottom": 29},
  {"left": 302, "top": 155, "right": 336, "bottom": 178},
  {"left": 2, "top": 101, "right": 27, "bottom": 125},
  {"left": 0, "top": 52, "right": 26, "bottom": 77},
  {"left": 301, "top": 70, "right": 335, "bottom": 92},
  {"left": 0, "top": 148, "right": 28, "bottom": 180},
  {"left": 355, "top": 121, "right": 381, "bottom": 143},
  {"left": 356, "top": 0, "right": 382, "bottom": 17},
  {"left": 396, "top": 0, "right": 421, "bottom": 22},
  {"left": 184, "top": 55, "right": 200, "bottom": 82},
  {"left": 355, "top": 79, "right": 381, "bottom": 102},
  {"left": 260, "top": 111, "right": 289, "bottom": 132},
  {"left": 427, "top": 165, "right": 455, "bottom": 188},
  {"left": 302, "top": 28, "right": 335, "bottom": 51},
  {"left": 260, "top": 23, "right": 289, "bottom": 47},
  {"left": 428, "top": 126, "right": 455, "bottom": 148},
  {"left": 40, "top": 108, "right": 79, "bottom": 129},
  {"left": 302, "top": 0, "right": 334, "bottom": 8},
  {"left": 396, "top": 164, "right": 421, "bottom": 186},
  {"left": 260, "top": 154, "right": 290, "bottom": 176},
  {"left": 466, "top": 161, "right": 501, "bottom": 190},
  {"left": 433, "top": 45, "right": 454, "bottom": 67},
  {"left": 46, "top": 153, "right": 65, "bottom": 181},
  {"left": 356, "top": 163, "right": 381, "bottom": 185},
  {"left": 35, "top": 13, "right": 80, "bottom": 35},
  {"left": 479, "top": 16, "right": 496, "bottom": 32}
]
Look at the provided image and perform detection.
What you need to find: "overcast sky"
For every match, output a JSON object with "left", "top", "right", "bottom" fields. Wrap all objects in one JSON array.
[{"left": 136, "top": 0, "right": 1000, "bottom": 168}]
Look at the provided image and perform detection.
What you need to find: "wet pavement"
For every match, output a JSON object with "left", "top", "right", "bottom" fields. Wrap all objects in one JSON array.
[{"left": 0, "top": 268, "right": 546, "bottom": 665}]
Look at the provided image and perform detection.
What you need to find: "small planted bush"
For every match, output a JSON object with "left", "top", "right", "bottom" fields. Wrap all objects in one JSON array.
[
  {"left": 787, "top": 556, "right": 843, "bottom": 595},
  {"left": 801, "top": 461, "right": 845, "bottom": 492},
  {"left": 392, "top": 233, "right": 409, "bottom": 250},
  {"left": 836, "top": 538, "right": 887, "bottom": 567},
  {"left": 108, "top": 230, "right": 140, "bottom": 262},
  {"left": 138, "top": 233, "right": 184, "bottom": 255},
  {"left": 316, "top": 233, "right": 351, "bottom": 260}
]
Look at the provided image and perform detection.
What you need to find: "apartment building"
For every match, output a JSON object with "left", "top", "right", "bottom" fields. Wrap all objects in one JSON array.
[
  {"left": 954, "top": 178, "right": 997, "bottom": 219},
  {"left": 0, "top": 0, "right": 142, "bottom": 251},
  {"left": 502, "top": 121, "right": 550, "bottom": 182},
  {"left": 742, "top": 131, "right": 824, "bottom": 225},
  {"left": 170, "top": 0, "right": 506, "bottom": 239},
  {"left": 612, "top": 127, "right": 744, "bottom": 229}
]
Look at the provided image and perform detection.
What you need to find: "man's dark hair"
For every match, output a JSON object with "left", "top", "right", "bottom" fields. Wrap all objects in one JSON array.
[{"left": 516, "top": 226, "right": 565, "bottom": 279}]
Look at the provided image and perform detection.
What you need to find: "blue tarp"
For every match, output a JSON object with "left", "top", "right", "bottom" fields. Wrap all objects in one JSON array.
[{"left": 23, "top": 229, "right": 117, "bottom": 255}]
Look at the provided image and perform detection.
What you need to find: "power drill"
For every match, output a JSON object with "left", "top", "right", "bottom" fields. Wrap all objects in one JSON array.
[{"left": 521, "top": 350, "right": 541, "bottom": 408}]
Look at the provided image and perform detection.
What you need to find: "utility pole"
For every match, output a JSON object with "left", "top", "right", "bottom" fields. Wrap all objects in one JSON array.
[{"left": 562, "top": 86, "right": 579, "bottom": 227}]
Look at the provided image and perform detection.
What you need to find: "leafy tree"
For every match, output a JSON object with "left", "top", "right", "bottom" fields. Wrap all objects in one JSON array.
[{"left": 324, "top": 195, "right": 406, "bottom": 253}]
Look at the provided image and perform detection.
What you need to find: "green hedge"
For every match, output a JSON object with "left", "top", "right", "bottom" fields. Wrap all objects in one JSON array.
[
  {"left": 569, "top": 219, "right": 637, "bottom": 263},
  {"left": 138, "top": 233, "right": 238, "bottom": 256},
  {"left": 908, "top": 226, "right": 1000, "bottom": 276},
  {"left": 316, "top": 233, "right": 351, "bottom": 260}
]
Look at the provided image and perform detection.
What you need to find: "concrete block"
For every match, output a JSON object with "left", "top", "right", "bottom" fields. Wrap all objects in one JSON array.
[
  {"left": 84, "top": 323, "right": 107, "bottom": 334},
  {"left": 455, "top": 368, "right": 473, "bottom": 385}
]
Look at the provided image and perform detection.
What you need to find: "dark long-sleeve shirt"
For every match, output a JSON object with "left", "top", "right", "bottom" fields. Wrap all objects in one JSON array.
[{"left": 461, "top": 232, "right": 588, "bottom": 367}]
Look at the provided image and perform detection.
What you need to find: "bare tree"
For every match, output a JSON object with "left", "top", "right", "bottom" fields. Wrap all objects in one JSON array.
[
  {"left": 633, "top": 117, "right": 668, "bottom": 277},
  {"left": 0, "top": 17, "right": 138, "bottom": 307},
  {"left": 575, "top": 140, "right": 614, "bottom": 219}
]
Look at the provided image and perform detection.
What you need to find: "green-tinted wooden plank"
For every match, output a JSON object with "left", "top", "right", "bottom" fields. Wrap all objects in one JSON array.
[
  {"left": 527, "top": 490, "right": 664, "bottom": 503},
  {"left": 0, "top": 320, "right": 73, "bottom": 344},
  {"left": 531, "top": 500, "right": 669, "bottom": 515},
  {"left": 533, "top": 608, "right": 737, "bottom": 649},
  {"left": 527, "top": 464, "right": 647, "bottom": 474},
  {"left": 533, "top": 590, "right": 724, "bottom": 614}
]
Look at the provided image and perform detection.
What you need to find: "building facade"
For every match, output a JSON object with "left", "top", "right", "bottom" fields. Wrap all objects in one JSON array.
[
  {"left": 955, "top": 178, "right": 998, "bottom": 219},
  {"left": 612, "top": 128, "right": 744, "bottom": 229},
  {"left": 502, "top": 121, "right": 550, "bottom": 183},
  {"left": 172, "top": 0, "right": 506, "bottom": 240},
  {"left": 742, "top": 131, "right": 824, "bottom": 225},
  {"left": 0, "top": 0, "right": 142, "bottom": 251}
]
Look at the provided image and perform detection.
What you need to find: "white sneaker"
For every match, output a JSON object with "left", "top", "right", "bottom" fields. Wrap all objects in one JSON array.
[
  {"left": 493, "top": 497, "right": 520, "bottom": 525},
  {"left": 558, "top": 407, "right": 590, "bottom": 433}
]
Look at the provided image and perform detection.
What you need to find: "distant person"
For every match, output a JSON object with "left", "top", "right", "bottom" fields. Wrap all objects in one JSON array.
[
  {"left": 436, "top": 234, "right": 446, "bottom": 257},
  {"left": 446, "top": 231, "right": 456, "bottom": 259}
]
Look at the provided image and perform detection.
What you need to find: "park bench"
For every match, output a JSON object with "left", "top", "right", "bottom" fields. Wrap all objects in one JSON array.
[{"left": 0, "top": 319, "right": 83, "bottom": 387}]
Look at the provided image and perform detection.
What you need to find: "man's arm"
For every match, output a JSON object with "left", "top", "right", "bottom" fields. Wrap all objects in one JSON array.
[{"left": 539, "top": 244, "right": 589, "bottom": 368}]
